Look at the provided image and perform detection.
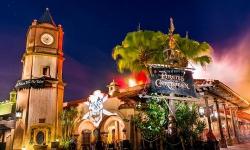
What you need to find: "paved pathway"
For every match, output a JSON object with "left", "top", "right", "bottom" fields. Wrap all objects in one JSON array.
[{"left": 220, "top": 143, "right": 250, "bottom": 150}]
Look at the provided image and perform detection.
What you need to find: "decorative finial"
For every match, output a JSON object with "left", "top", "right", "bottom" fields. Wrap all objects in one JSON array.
[
  {"left": 137, "top": 23, "right": 141, "bottom": 31},
  {"left": 169, "top": 17, "right": 175, "bottom": 35}
]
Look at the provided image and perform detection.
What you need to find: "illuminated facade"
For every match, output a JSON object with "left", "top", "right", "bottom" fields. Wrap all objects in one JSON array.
[
  {"left": 0, "top": 8, "right": 249, "bottom": 150},
  {"left": 0, "top": 90, "right": 16, "bottom": 150},
  {"left": 64, "top": 79, "right": 250, "bottom": 149},
  {"left": 13, "top": 9, "right": 64, "bottom": 150}
]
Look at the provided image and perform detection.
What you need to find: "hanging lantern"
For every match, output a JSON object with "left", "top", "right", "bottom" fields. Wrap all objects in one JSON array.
[
  {"left": 199, "top": 107, "right": 205, "bottom": 116},
  {"left": 16, "top": 107, "right": 23, "bottom": 119}
]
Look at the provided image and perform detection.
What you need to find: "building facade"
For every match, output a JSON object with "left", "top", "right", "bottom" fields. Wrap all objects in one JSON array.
[
  {"left": 13, "top": 9, "right": 64, "bottom": 150},
  {"left": 0, "top": 90, "right": 17, "bottom": 150},
  {"left": 64, "top": 80, "right": 250, "bottom": 149},
  {"left": 0, "top": 9, "right": 249, "bottom": 150}
]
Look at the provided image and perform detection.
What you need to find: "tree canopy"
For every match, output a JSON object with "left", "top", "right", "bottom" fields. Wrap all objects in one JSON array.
[
  {"left": 112, "top": 30, "right": 212, "bottom": 73},
  {"left": 112, "top": 30, "right": 167, "bottom": 72},
  {"left": 134, "top": 98, "right": 168, "bottom": 139}
]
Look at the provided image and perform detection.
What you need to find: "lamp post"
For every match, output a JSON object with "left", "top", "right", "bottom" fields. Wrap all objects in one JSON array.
[{"left": 199, "top": 107, "right": 205, "bottom": 116}]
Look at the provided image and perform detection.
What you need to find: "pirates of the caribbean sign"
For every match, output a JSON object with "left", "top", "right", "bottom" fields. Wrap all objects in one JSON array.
[{"left": 150, "top": 67, "right": 197, "bottom": 97}]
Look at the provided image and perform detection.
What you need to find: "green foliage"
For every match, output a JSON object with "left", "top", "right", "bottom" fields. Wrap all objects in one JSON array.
[
  {"left": 135, "top": 100, "right": 205, "bottom": 144},
  {"left": 134, "top": 98, "right": 169, "bottom": 139},
  {"left": 174, "top": 34, "right": 212, "bottom": 66},
  {"left": 112, "top": 30, "right": 167, "bottom": 72},
  {"left": 112, "top": 30, "right": 212, "bottom": 73},
  {"left": 59, "top": 139, "right": 71, "bottom": 149},
  {"left": 175, "top": 102, "right": 206, "bottom": 143},
  {"left": 60, "top": 107, "right": 82, "bottom": 140}
]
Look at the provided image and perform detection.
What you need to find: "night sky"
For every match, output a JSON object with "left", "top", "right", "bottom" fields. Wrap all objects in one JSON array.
[{"left": 0, "top": 0, "right": 250, "bottom": 101}]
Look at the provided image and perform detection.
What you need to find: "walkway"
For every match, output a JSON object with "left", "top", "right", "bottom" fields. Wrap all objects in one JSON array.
[{"left": 220, "top": 143, "right": 250, "bottom": 150}]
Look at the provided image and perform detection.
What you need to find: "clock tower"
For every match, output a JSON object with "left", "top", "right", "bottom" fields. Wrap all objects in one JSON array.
[{"left": 13, "top": 8, "right": 64, "bottom": 149}]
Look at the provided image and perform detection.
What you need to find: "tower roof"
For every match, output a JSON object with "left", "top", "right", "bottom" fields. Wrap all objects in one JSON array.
[{"left": 38, "top": 8, "right": 56, "bottom": 26}]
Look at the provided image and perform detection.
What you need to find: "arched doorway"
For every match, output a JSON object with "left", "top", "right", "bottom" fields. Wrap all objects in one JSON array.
[
  {"left": 77, "top": 115, "right": 126, "bottom": 149},
  {"left": 100, "top": 116, "right": 125, "bottom": 144},
  {"left": 77, "top": 120, "right": 96, "bottom": 149}
]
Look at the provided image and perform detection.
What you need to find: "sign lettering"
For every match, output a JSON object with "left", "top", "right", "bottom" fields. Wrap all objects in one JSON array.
[{"left": 150, "top": 67, "right": 197, "bottom": 97}]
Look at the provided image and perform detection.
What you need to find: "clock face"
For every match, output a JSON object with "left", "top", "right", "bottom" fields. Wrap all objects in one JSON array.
[{"left": 40, "top": 33, "right": 54, "bottom": 45}]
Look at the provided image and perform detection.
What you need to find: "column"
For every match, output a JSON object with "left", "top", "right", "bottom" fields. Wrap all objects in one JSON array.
[
  {"left": 229, "top": 107, "right": 239, "bottom": 144},
  {"left": 135, "top": 125, "right": 138, "bottom": 150},
  {"left": 235, "top": 108, "right": 241, "bottom": 140},
  {"left": 204, "top": 97, "right": 216, "bottom": 141},
  {"left": 214, "top": 99, "right": 227, "bottom": 148},
  {"left": 130, "top": 115, "right": 135, "bottom": 150},
  {"left": 1, "top": 132, "right": 4, "bottom": 143},
  {"left": 223, "top": 103, "right": 232, "bottom": 146},
  {"left": 117, "top": 121, "right": 120, "bottom": 141},
  {"left": 169, "top": 93, "right": 176, "bottom": 115}
]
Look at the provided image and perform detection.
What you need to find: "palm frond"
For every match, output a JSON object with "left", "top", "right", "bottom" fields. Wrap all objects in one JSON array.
[{"left": 112, "top": 30, "right": 212, "bottom": 73}]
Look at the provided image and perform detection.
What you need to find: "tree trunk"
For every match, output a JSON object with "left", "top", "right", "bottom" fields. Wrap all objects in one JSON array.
[{"left": 180, "top": 136, "right": 185, "bottom": 150}]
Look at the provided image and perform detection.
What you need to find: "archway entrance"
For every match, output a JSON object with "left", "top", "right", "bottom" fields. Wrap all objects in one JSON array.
[
  {"left": 77, "top": 115, "right": 126, "bottom": 149},
  {"left": 100, "top": 116, "right": 125, "bottom": 145},
  {"left": 77, "top": 120, "right": 95, "bottom": 149}
]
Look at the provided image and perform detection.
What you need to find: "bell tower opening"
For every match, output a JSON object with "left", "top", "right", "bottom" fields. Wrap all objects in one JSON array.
[{"left": 42, "top": 66, "right": 50, "bottom": 77}]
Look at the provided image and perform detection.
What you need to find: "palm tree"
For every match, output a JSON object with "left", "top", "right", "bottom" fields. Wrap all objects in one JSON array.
[
  {"left": 112, "top": 23, "right": 212, "bottom": 73},
  {"left": 60, "top": 107, "right": 81, "bottom": 140},
  {"left": 112, "top": 30, "right": 167, "bottom": 73},
  {"left": 174, "top": 34, "right": 212, "bottom": 67},
  {"left": 60, "top": 107, "right": 83, "bottom": 149}
]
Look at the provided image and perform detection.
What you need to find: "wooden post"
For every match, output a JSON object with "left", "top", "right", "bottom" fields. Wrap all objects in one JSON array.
[
  {"left": 130, "top": 115, "right": 135, "bottom": 150},
  {"left": 117, "top": 121, "right": 120, "bottom": 141},
  {"left": 169, "top": 93, "right": 176, "bottom": 116},
  {"left": 214, "top": 99, "right": 227, "bottom": 148},
  {"left": 222, "top": 103, "right": 232, "bottom": 146},
  {"left": 135, "top": 125, "right": 138, "bottom": 150},
  {"left": 230, "top": 107, "right": 239, "bottom": 144},
  {"left": 2, "top": 132, "right": 5, "bottom": 143},
  {"left": 204, "top": 97, "right": 216, "bottom": 141}
]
